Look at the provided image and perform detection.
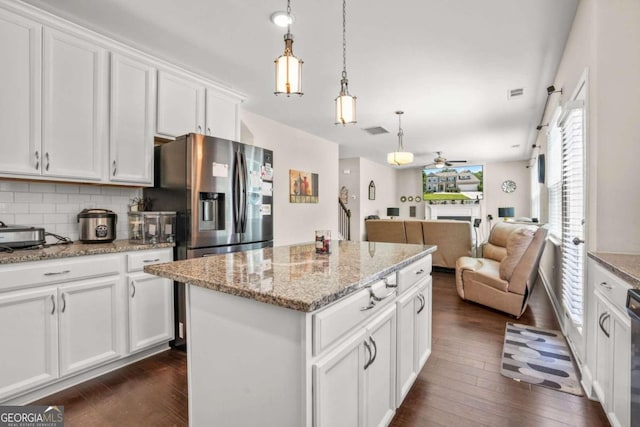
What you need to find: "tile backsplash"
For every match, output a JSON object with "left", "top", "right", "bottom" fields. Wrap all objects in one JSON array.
[{"left": 0, "top": 180, "right": 141, "bottom": 242}]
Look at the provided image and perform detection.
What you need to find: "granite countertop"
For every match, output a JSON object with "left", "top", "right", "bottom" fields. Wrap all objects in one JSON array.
[
  {"left": 588, "top": 251, "right": 640, "bottom": 288},
  {"left": 0, "top": 240, "right": 175, "bottom": 265},
  {"left": 145, "top": 241, "right": 436, "bottom": 312}
]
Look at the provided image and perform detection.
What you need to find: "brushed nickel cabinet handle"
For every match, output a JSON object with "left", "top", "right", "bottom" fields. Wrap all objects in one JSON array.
[
  {"left": 207, "top": 127, "right": 211, "bottom": 135},
  {"left": 131, "top": 281, "right": 136, "bottom": 298},
  {"left": 50, "top": 294, "right": 55, "bottom": 315},
  {"left": 45, "top": 152, "right": 50, "bottom": 171},
  {"left": 417, "top": 294, "right": 426, "bottom": 314},
  {"left": 368, "top": 336, "right": 377, "bottom": 367},
  {"left": 44, "top": 270, "right": 70, "bottom": 276},
  {"left": 143, "top": 258, "right": 161, "bottom": 263},
  {"left": 35, "top": 151, "right": 40, "bottom": 170},
  {"left": 370, "top": 288, "right": 395, "bottom": 302},
  {"left": 599, "top": 281, "right": 612, "bottom": 290},
  {"left": 112, "top": 160, "right": 117, "bottom": 176},
  {"left": 360, "top": 300, "right": 376, "bottom": 311},
  {"left": 363, "top": 340, "right": 372, "bottom": 370},
  {"left": 197, "top": 125, "right": 202, "bottom": 133},
  {"left": 61, "top": 293, "right": 66, "bottom": 313},
  {"left": 415, "top": 269, "right": 425, "bottom": 275}
]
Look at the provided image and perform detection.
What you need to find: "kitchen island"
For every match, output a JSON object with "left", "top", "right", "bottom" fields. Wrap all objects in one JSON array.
[{"left": 145, "top": 240, "right": 436, "bottom": 427}]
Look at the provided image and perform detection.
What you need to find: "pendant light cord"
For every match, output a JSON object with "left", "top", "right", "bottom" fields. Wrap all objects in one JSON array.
[
  {"left": 287, "top": 0, "right": 292, "bottom": 34},
  {"left": 342, "top": 0, "right": 347, "bottom": 79},
  {"left": 397, "top": 113, "right": 404, "bottom": 150}
]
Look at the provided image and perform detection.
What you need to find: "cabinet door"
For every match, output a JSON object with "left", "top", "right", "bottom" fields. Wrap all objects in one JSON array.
[
  {"left": 58, "top": 277, "right": 120, "bottom": 376},
  {"left": 0, "top": 9, "right": 41, "bottom": 176},
  {"left": 42, "top": 28, "right": 106, "bottom": 181},
  {"left": 205, "top": 88, "right": 240, "bottom": 141},
  {"left": 593, "top": 292, "right": 612, "bottom": 409},
  {"left": 395, "top": 285, "right": 419, "bottom": 406},
  {"left": 416, "top": 278, "right": 432, "bottom": 371},
  {"left": 313, "top": 328, "right": 366, "bottom": 427},
  {"left": 364, "top": 305, "right": 396, "bottom": 427},
  {"left": 610, "top": 308, "right": 631, "bottom": 427},
  {"left": 110, "top": 53, "right": 155, "bottom": 185},
  {"left": 128, "top": 273, "right": 174, "bottom": 353},
  {"left": 0, "top": 287, "right": 58, "bottom": 400},
  {"left": 156, "top": 70, "right": 205, "bottom": 138}
]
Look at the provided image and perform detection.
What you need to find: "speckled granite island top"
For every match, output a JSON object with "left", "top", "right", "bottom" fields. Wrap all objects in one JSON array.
[
  {"left": 588, "top": 251, "right": 640, "bottom": 288},
  {"left": 145, "top": 241, "right": 436, "bottom": 312},
  {"left": 0, "top": 240, "right": 175, "bottom": 264}
]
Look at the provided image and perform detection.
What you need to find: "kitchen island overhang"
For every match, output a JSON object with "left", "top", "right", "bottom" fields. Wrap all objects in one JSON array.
[{"left": 145, "top": 241, "right": 436, "bottom": 427}]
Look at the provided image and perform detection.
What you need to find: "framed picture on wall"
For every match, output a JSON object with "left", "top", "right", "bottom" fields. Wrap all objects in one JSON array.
[{"left": 368, "top": 181, "right": 375, "bottom": 200}]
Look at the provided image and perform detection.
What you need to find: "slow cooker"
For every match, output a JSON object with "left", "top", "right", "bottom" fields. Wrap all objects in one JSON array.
[{"left": 77, "top": 209, "right": 117, "bottom": 243}]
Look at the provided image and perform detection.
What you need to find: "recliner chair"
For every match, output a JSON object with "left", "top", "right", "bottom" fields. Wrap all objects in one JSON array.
[{"left": 455, "top": 222, "right": 548, "bottom": 318}]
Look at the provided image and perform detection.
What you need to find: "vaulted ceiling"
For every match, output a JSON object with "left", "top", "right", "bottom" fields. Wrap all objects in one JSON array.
[{"left": 23, "top": 0, "right": 579, "bottom": 167}]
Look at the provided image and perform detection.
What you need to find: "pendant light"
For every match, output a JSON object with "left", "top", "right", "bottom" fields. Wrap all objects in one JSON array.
[
  {"left": 387, "top": 111, "right": 414, "bottom": 165},
  {"left": 335, "top": 0, "right": 356, "bottom": 125},
  {"left": 274, "top": 0, "right": 303, "bottom": 96}
]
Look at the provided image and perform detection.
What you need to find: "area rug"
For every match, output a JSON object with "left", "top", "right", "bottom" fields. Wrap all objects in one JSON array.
[{"left": 501, "top": 322, "right": 583, "bottom": 396}]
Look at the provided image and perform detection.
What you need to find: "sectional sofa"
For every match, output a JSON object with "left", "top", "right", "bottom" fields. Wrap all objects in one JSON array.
[{"left": 365, "top": 219, "right": 472, "bottom": 269}]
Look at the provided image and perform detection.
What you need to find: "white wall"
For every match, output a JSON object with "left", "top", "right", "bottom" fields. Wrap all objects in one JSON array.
[
  {"left": 484, "top": 160, "right": 531, "bottom": 222},
  {"left": 241, "top": 110, "right": 339, "bottom": 246},
  {"left": 359, "top": 158, "right": 397, "bottom": 241},
  {"left": 534, "top": 0, "right": 640, "bottom": 253},
  {"left": 396, "top": 168, "right": 425, "bottom": 220},
  {"left": 0, "top": 180, "right": 139, "bottom": 242}
]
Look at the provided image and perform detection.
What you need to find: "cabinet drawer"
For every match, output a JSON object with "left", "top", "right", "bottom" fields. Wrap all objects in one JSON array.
[
  {"left": 127, "top": 249, "right": 173, "bottom": 272},
  {"left": 313, "top": 280, "right": 395, "bottom": 356},
  {"left": 397, "top": 255, "right": 431, "bottom": 295},
  {"left": 0, "top": 255, "right": 120, "bottom": 293},
  {"left": 591, "top": 262, "right": 631, "bottom": 311}
]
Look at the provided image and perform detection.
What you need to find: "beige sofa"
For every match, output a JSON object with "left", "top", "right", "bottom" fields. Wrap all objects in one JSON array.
[
  {"left": 455, "top": 222, "right": 548, "bottom": 318},
  {"left": 365, "top": 219, "right": 472, "bottom": 269}
]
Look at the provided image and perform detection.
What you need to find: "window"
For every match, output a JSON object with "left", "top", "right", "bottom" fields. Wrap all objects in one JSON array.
[
  {"left": 559, "top": 100, "right": 586, "bottom": 327},
  {"left": 547, "top": 107, "right": 563, "bottom": 239},
  {"left": 530, "top": 157, "right": 540, "bottom": 219}
]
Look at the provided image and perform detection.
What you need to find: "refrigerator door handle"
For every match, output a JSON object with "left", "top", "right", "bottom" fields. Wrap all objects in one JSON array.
[
  {"left": 233, "top": 151, "right": 241, "bottom": 233},
  {"left": 240, "top": 152, "right": 248, "bottom": 233}
]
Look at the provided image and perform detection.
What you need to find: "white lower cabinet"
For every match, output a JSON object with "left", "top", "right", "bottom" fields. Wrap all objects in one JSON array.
[
  {"left": 0, "top": 248, "right": 173, "bottom": 404},
  {"left": 313, "top": 305, "right": 396, "bottom": 427},
  {"left": 395, "top": 277, "right": 431, "bottom": 406},
  {"left": 0, "top": 287, "right": 58, "bottom": 401},
  {"left": 58, "top": 277, "right": 120, "bottom": 376},
  {"left": 588, "top": 259, "right": 631, "bottom": 427},
  {"left": 127, "top": 273, "right": 174, "bottom": 353}
]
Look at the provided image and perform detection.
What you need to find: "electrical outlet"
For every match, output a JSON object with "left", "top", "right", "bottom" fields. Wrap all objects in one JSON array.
[{"left": 487, "top": 214, "right": 493, "bottom": 220}]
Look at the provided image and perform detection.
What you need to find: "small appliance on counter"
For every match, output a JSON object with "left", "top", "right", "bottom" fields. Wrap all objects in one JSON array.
[
  {"left": 0, "top": 221, "right": 46, "bottom": 248},
  {"left": 77, "top": 208, "right": 117, "bottom": 243},
  {"left": 128, "top": 211, "right": 176, "bottom": 244}
]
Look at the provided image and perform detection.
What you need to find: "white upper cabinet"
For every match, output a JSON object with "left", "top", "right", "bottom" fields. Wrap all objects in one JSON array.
[
  {"left": 42, "top": 27, "right": 107, "bottom": 181},
  {"left": 0, "top": 9, "right": 41, "bottom": 176},
  {"left": 109, "top": 53, "right": 156, "bottom": 185},
  {"left": 156, "top": 70, "right": 205, "bottom": 138},
  {"left": 205, "top": 88, "right": 240, "bottom": 141}
]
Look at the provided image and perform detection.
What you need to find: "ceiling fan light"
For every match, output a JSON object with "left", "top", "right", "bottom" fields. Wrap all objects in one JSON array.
[
  {"left": 274, "top": 34, "right": 303, "bottom": 96},
  {"left": 434, "top": 161, "right": 445, "bottom": 168},
  {"left": 387, "top": 151, "right": 414, "bottom": 166}
]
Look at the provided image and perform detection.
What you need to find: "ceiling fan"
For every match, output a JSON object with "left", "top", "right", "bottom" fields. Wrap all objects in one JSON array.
[{"left": 426, "top": 151, "right": 467, "bottom": 168}]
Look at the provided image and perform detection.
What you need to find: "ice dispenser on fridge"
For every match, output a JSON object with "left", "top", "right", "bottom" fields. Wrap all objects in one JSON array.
[{"left": 199, "top": 192, "right": 224, "bottom": 231}]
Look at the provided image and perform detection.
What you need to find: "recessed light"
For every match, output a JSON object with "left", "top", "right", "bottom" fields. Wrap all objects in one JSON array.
[{"left": 270, "top": 11, "right": 294, "bottom": 27}]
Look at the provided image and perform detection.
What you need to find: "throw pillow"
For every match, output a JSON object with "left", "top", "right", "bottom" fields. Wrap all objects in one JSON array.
[{"left": 499, "top": 228, "right": 535, "bottom": 281}]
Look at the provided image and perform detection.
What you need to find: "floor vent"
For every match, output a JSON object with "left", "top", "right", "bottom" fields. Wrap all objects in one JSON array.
[{"left": 363, "top": 126, "right": 389, "bottom": 135}]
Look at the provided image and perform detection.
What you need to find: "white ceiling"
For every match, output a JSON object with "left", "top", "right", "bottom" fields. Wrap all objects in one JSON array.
[{"left": 23, "top": 0, "right": 579, "bottom": 167}]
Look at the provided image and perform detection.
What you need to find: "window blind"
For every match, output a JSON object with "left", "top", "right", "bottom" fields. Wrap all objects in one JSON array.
[
  {"left": 547, "top": 107, "right": 563, "bottom": 239},
  {"left": 559, "top": 100, "right": 586, "bottom": 326}
]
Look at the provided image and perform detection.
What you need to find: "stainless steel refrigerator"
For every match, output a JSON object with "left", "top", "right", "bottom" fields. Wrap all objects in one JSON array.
[{"left": 145, "top": 133, "right": 274, "bottom": 348}]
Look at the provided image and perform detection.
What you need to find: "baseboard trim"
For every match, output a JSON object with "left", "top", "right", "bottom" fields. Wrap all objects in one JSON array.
[
  {"left": 538, "top": 267, "right": 565, "bottom": 334},
  {"left": 2, "top": 343, "right": 170, "bottom": 405}
]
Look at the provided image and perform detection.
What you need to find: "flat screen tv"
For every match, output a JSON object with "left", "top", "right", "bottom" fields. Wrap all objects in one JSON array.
[{"left": 422, "top": 164, "right": 483, "bottom": 201}]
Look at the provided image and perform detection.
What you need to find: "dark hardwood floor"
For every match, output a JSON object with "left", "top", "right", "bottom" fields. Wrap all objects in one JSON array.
[{"left": 34, "top": 271, "right": 609, "bottom": 426}]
